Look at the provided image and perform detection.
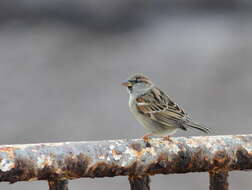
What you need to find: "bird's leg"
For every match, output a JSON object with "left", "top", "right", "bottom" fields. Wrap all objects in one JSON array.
[
  {"left": 163, "top": 135, "right": 173, "bottom": 142},
  {"left": 142, "top": 133, "right": 152, "bottom": 142}
]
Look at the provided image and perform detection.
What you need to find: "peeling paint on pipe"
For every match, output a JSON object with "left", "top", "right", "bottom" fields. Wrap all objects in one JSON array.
[{"left": 0, "top": 134, "right": 251, "bottom": 183}]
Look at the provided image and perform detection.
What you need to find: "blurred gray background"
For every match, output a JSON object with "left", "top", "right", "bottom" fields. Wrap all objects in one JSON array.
[{"left": 0, "top": 0, "right": 252, "bottom": 189}]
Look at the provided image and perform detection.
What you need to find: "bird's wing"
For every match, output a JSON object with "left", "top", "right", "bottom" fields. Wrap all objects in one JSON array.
[{"left": 135, "top": 87, "right": 187, "bottom": 128}]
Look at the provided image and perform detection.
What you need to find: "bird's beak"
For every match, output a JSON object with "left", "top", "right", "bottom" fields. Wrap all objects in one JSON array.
[{"left": 121, "top": 81, "right": 131, "bottom": 87}]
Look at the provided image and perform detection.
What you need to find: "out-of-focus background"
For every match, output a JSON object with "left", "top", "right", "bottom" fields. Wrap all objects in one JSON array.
[{"left": 0, "top": 0, "right": 252, "bottom": 189}]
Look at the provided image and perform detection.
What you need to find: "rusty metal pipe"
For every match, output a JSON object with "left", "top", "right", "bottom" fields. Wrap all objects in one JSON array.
[
  {"left": 0, "top": 134, "right": 251, "bottom": 183},
  {"left": 129, "top": 175, "right": 150, "bottom": 190},
  {"left": 209, "top": 171, "right": 229, "bottom": 190},
  {"left": 48, "top": 180, "right": 69, "bottom": 190}
]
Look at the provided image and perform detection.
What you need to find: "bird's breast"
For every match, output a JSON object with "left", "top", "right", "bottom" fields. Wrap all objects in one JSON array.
[{"left": 128, "top": 96, "right": 152, "bottom": 127}]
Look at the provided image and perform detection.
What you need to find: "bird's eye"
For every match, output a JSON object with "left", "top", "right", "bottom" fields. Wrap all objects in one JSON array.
[{"left": 128, "top": 85, "right": 133, "bottom": 92}]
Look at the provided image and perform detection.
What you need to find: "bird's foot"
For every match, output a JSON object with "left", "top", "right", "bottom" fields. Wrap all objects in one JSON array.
[
  {"left": 163, "top": 136, "right": 173, "bottom": 142},
  {"left": 142, "top": 133, "right": 152, "bottom": 142}
]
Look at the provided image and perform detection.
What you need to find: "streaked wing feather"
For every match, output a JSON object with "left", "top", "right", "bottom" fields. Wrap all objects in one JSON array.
[{"left": 136, "top": 87, "right": 187, "bottom": 126}]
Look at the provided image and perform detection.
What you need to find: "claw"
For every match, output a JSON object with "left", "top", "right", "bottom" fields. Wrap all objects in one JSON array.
[{"left": 142, "top": 133, "right": 152, "bottom": 142}]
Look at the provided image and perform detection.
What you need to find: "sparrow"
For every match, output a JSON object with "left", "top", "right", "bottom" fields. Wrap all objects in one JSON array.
[{"left": 122, "top": 73, "right": 211, "bottom": 141}]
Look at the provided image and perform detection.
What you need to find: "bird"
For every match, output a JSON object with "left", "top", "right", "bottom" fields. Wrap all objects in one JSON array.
[{"left": 122, "top": 73, "right": 211, "bottom": 141}]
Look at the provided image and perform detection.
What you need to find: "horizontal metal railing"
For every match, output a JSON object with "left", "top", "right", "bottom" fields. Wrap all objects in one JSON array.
[{"left": 0, "top": 134, "right": 251, "bottom": 189}]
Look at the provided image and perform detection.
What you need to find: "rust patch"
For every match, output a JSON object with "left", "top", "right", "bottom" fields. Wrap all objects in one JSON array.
[
  {"left": 48, "top": 179, "right": 68, "bottom": 190},
  {"left": 127, "top": 143, "right": 146, "bottom": 158},
  {"left": 157, "top": 152, "right": 170, "bottom": 170},
  {"left": 62, "top": 153, "right": 90, "bottom": 178},
  {"left": 0, "top": 158, "right": 37, "bottom": 183},
  {"left": 145, "top": 142, "right": 151, "bottom": 148},
  {"left": 148, "top": 148, "right": 210, "bottom": 175},
  {"left": 111, "top": 149, "right": 121, "bottom": 156},
  {"left": 129, "top": 175, "right": 150, "bottom": 190},
  {"left": 39, "top": 165, "right": 59, "bottom": 180},
  {"left": 127, "top": 162, "right": 142, "bottom": 175},
  {"left": 87, "top": 162, "right": 124, "bottom": 177},
  {"left": 87, "top": 160, "right": 145, "bottom": 177},
  {"left": 174, "top": 150, "right": 191, "bottom": 172},
  {"left": 147, "top": 161, "right": 168, "bottom": 175},
  {"left": 0, "top": 147, "right": 15, "bottom": 152},
  {"left": 190, "top": 149, "right": 210, "bottom": 172},
  {"left": 211, "top": 151, "right": 231, "bottom": 172},
  {"left": 0, "top": 147, "right": 16, "bottom": 160},
  {"left": 209, "top": 170, "right": 229, "bottom": 190},
  {"left": 147, "top": 152, "right": 172, "bottom": 175},
  {"left": 131, "top": 143, "right": 142, "bottom": 152},
  {"left": 235, "top": 147, "right": 252, "bottom": 170}
]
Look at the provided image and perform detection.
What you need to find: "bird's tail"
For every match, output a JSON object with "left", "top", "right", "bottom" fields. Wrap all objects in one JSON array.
[{"left": 182, "top": 119, "right": 211, "bottom": 134}]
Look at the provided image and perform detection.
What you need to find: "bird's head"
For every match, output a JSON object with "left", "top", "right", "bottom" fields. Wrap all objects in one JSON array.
[{"left": 122, "top": 73, "right": 154, "bottom": 95}]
